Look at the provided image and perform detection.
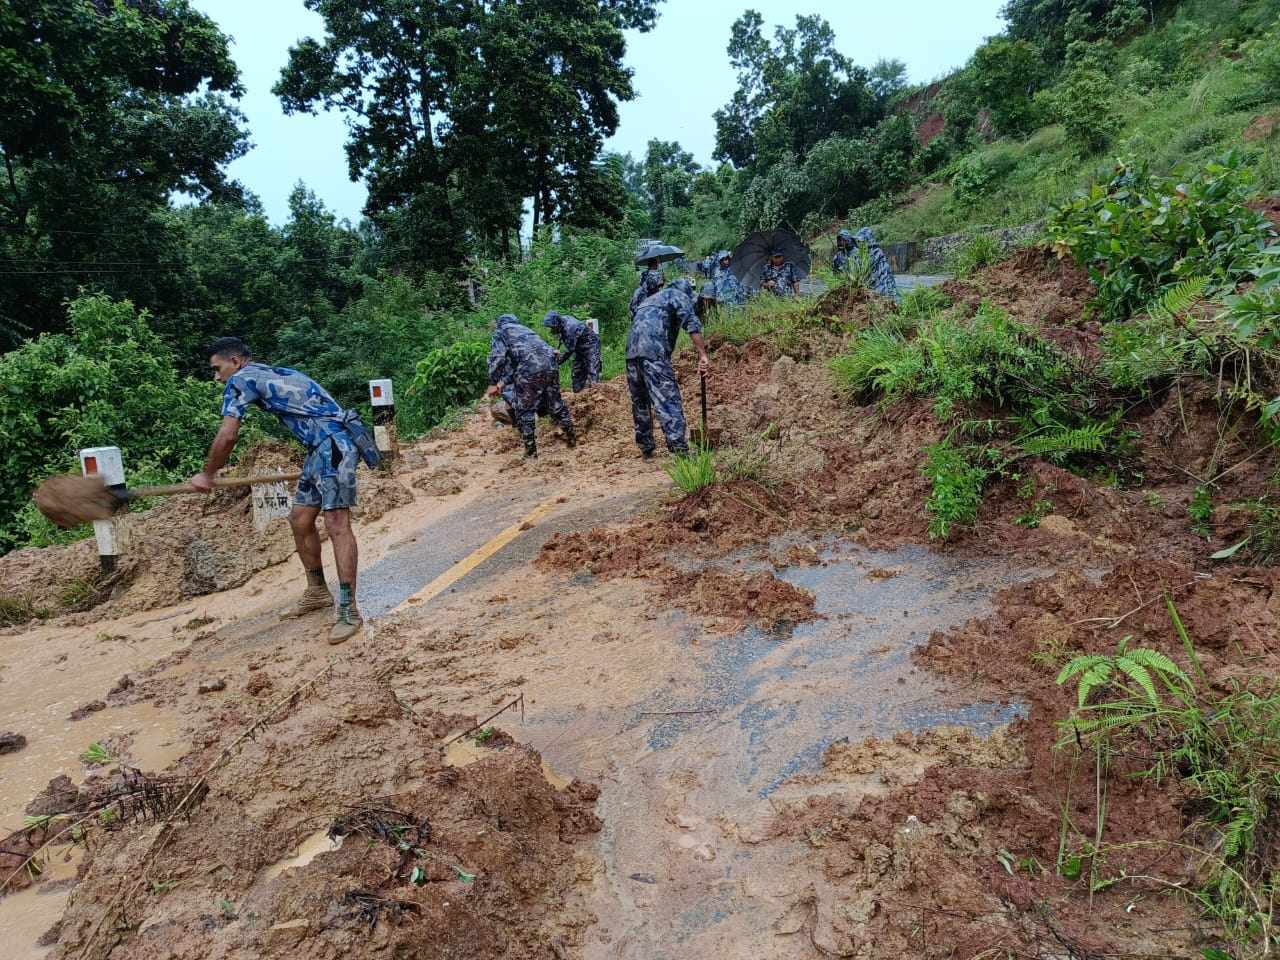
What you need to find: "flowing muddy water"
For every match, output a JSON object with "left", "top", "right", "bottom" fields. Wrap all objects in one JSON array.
[{"left": 520, "top": 541, "right": 1038, "bottom": 960}]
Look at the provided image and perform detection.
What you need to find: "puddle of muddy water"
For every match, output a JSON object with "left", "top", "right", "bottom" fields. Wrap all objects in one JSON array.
[
  {"left": 523, "top": 541, "right": 1040, "bottom": 960},
  {"left": 445, "top": 736, "right": 571, "bottom": 790},
  {"left": 261, "top": 829, "right": 345, "bottom": 882}
]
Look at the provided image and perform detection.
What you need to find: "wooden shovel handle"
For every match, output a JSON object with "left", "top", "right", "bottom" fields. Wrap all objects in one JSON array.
[{"left": 130, "top": 472, "right": 301, "bottom": 498}]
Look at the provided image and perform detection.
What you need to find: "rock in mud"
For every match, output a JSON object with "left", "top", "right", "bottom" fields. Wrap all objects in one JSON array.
[
  {"left": 68, "top": 700, "right": 106, "bottom": 721},
  {"left": 0, "top": 731, "right": 27, "bottom": 754},
  {"left": 197, "top": 677, "right": 227, "bottom": 694}
]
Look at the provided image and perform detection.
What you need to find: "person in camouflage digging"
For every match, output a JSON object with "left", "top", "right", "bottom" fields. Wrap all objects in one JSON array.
[
  {"left": 193, "top": 337, "right": 365, "bottom": 644},
  {"left": 543, "top": 310, "right": 602, "bottom": 392},
  {"left": 485, "top": 314, "right": 576, "bottom": 459},
  {"left": 625, "top": 278, "right": 710, "bottom": 459}
]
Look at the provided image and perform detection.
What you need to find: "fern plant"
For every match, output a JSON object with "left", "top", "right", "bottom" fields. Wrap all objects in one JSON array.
[
  {"left": 1015, "top": 421, "right": 1112, "bottom": 461},
  {"left": 1149, "top": 276, "right": 1210, "bottom": 322},
  {"left": 1057, "top": 637, "right": 1192, "bottom": 713}
]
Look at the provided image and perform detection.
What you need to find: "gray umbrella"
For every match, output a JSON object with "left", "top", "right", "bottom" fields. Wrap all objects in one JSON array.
[
  {"left": 634, "top": 241, "right": 685, "bottom": 267},
  {"left": 730, "top": 229, "right": 811, "bottom": 291}
]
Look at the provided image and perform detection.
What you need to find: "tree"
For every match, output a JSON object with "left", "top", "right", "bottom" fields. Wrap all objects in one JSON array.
[
  {"left": 275, "top": 0, "right": 660, "bottom": 270},
  {"left": 968, "top": 37, "right": 1047, "bottom": 137},
  {"left": 1002, "top": 0, "right": 1167, "bottom": 62},
  {"left": 642, "top": 140, "right": 701, "bottom": 235},
  {"left": 0, "top": 0, "right": 248, "bottom": 348},
  {"left": 713, "top": 12, "right": 879, "bottom": 171}
]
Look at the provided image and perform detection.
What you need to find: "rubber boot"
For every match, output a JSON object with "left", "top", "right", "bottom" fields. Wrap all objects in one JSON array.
[
  {"left": 562, "top": 425, "right": 577, "bottom": 449},
  {"left": 283, "top": 583, "right": 333, "bottom": 619},
  {"left": 523, "top": 435, "right": 538, "bottom": 459}
]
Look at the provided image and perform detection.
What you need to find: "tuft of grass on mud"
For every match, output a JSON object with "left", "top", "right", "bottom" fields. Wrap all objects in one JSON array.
[
  {"left": 0, "top": 594, "right": 46, "bottom": 626},
  {"left": 666, "top": 448, "right": 717, "bottom": 496}
]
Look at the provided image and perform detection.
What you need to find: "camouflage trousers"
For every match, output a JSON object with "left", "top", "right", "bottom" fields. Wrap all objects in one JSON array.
[
  {"left": 569, "top": 335, "right": 603, "bottom": 392},
  {"left": 502, "top": 368, "right": 574, "bottom": 439},
  {"left": 626, "top": 358, "right": 688, "bottom": 455},
  {"left": 295, "top": 432, "right": 359, "bottom": 511}
]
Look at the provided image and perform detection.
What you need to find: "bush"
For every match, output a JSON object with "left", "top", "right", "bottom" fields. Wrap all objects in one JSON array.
[
  {"left": 405, "top": 340, "right": 490, "bottom": 433},
  {"left": 969, "top": 37, "right": 1048, "bottom": 137},
  {"left": 1052, "top": 67, "right": 1122, "bottom": 154},
  {"left": 922, "top": 440, "right": 987, "bottom": 539},
  {"left": 1049, "top": 153, "right": 1275, "bottom": 320},
  {"left": 0, "top": 295, "right": 238, "bottom": 552},
  {"left": 948, "top": 234, "right": 1006, "bottom": 277},
  {"left": 950, "top": 150, "right": 1017, "bottom": 207}
]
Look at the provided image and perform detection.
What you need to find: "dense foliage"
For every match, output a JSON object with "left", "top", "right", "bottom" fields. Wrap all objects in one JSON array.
[{"left": 0, "top": 295, "right": 238, "bottom": 551}]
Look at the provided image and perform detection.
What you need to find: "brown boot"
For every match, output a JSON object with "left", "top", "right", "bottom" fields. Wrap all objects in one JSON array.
[
  {"left": 283, "top": 584, "right": 333, "bottom": 619},
  {"left": 328, "top": 605, "right": 363, "bottom": 645}
]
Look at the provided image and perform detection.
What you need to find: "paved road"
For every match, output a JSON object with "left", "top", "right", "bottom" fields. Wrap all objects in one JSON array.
[{"left": 796, "top": 273, "right": 949, "bottom": 297}]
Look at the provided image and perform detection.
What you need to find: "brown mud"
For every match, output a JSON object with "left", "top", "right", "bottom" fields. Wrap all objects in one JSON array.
[{"left": 3, "top": 246, "right": 1280, "bottom": 958}]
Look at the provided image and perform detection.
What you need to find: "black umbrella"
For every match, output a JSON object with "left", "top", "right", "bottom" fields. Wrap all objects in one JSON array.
[
  {"left": 634, "top": 241, "right": 684, "bottom": 267},
  {"left": 730, "top": 229, "right": 811, "bottom": 291}
]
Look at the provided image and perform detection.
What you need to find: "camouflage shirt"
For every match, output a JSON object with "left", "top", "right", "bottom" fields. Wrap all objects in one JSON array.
[
  {"left": 488, "top": 315, "right": 557, "bottom": 385},
  {"left": 626, "top": 287, "right": 701, "bottom": 361},
  {"left": 220, "top": 362, "right": 345, "bottom": 448},
  {"left": 552, "top": 314, "right": 594, "bottom": 357},
  {"left": 761, "top": 261, "right": 799, "bottom": 294}
]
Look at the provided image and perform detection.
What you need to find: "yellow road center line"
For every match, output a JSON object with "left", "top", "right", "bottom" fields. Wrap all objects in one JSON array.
[{"left": 391, "top": 497, "right": 560, "bottom": 613}]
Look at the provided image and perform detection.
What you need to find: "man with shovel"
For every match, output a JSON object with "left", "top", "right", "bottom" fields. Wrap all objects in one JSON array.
[
  {"left": 191, "top": 338, "right": 364, "bottom": 644},
  {"left": 626, "top": 278, "right": 710, "bottom": 459},
  {"left": 543, "top": 310, "right": 602, "bottom": 392}
]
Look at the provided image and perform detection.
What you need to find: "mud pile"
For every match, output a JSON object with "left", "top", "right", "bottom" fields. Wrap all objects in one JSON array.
[
  {"left": 0, "top": 443, "right": 415, "bottom": 622},
  {"left": 37, "top": 668, "right": 600, "bottom": 959}
]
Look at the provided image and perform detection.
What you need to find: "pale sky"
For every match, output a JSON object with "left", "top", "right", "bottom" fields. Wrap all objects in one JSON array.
[{"left": 192, "top": 0, "right": 1007, "bottom": 224}]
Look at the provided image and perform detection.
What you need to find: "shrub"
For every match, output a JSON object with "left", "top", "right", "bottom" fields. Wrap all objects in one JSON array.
[
  {"left": 922, "top": 440, "right": 987, "bottom": 539},
  {"left": 0, "top": 295, "right": 239, "bottom": 552},
  {"left": 950, "top": 150, "right": 1017, "bottom": 207},
  {"left": 897, "top": 285, "right": 951, "bottom": 322},
  {"left": 1049, "top": 153, "right": 1275, "bottom": 320},
  {"left": 405, "top": 340, "right": 490, "bottom": 433},
  {"left": 1052, "top": 67, "right": 1122, "bottom": 154},
  {"left": 969, "top": 37, "right": 1048, "bottom": 137}
]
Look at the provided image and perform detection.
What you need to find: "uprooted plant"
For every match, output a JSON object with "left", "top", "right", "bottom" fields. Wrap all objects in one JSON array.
[{"left": 1052, "top": 599, "right": 1280, "bottom": 955}]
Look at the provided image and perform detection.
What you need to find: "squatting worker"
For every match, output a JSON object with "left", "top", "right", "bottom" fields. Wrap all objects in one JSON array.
[
  {"left": 834, "top": 227, "right": 899, "bottom": 299},
  {"left": 625, "top": 277, "right": 710, "bottom": 459},
  {"left": 192, "top": 337, "right": 363, "bottom": 644},
  {"left": 543, "top": 310, "right": 602, "bottom": 392},
  {"left": 485, "top": 314, "right": 576, "bottom": 459},
  {"left": 760, "top": 251, "right": 800, "bottom": 297}
]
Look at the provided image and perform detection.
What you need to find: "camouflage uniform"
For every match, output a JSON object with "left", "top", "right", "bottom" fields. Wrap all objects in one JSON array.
[
  {"left": 761, "top": 260, "right": 800, "bottom": 296},
  {"left": 710, "top": 252, "right": 744, "bottom": 306},
  {"left": 220, "top": 362, "right": 358, "bottom": 511},
  {"left": 849, "top": 227, "right": 901, "bottom": 299},
  {"left": 544, "top": 311, "right": 602, "bottom": 392},
  {"left": 487, "top": 314, "right": 574, "bottom": 443},
  {"left": 629, "top": 271, "right": 665, "bottom": 319},
  {"left": 625, "top": 282, "right": 700, "bottom": 456}
]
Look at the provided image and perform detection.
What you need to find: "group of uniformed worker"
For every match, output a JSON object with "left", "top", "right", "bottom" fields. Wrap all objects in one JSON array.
[{"left": 185, "top": 225, "right": 894, "bottom": 645}]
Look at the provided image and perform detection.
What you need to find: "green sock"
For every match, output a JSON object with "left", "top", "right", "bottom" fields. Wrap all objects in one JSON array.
[{"left": 338, "top": 583, "right": 355, "bottom": 614}]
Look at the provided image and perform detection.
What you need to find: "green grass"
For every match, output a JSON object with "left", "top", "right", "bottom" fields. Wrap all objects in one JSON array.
[
  {"left": 666, "top": 448, "right": 717, "bottom": 495},
  {"left": 876, "top": 18, "right": 1280, "bottom": 246}
]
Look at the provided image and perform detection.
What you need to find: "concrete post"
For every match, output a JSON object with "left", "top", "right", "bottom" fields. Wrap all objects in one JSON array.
[
  {"left": 585, "top": 317, "right": 600, "bottom": 336},
  {"left": 369, "top": 378, "right": 398, "bottom": 466},
  {"left": 79, "top": 447, "right": 126, "bottom": 574}
]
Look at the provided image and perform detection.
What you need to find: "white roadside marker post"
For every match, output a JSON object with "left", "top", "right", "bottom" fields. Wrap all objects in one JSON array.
[
  {"left": 585, "top": 317, "right": 600, "bottom": 336},
  {"left": 369, "top": 378, "right": 398, "bottom": 468},
  {"left": 79, "top": 446, "right": 128, "bottom": 575}
]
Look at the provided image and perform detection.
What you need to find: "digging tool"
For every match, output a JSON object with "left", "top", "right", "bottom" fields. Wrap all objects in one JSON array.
[
  {"left": 690, "top": 371, "right": 722, "bottom": 449},
  {"left": 700, "top": 371, "right": 708, "bottom": 439},
  {"left": 33, "top": 472, "right": 302, "bottom": 529}
]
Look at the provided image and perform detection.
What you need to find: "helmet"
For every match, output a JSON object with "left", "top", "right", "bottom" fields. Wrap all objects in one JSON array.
[
  {"left": 542, "top": 309, "right": 561, "bottom": 329},
  {"left": 837, "top": 229, "right": 854, "bottom": 246},
  {"left": 496, "top": 313, "right": 518, "bottom": 328}
]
